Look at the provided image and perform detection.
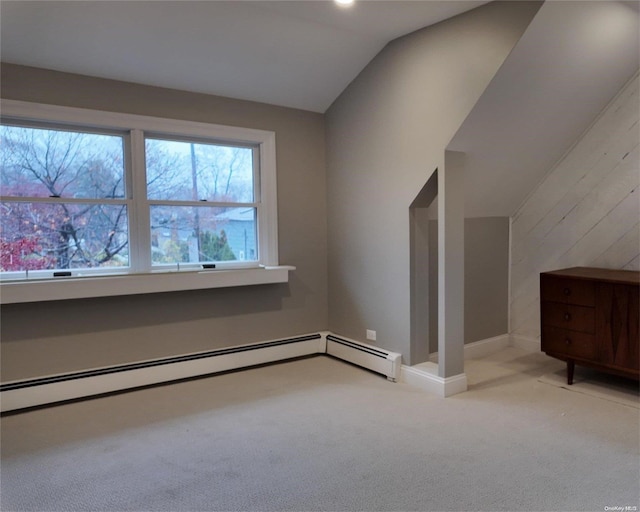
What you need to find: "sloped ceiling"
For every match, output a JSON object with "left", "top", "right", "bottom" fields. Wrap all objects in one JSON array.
[
  {"left": 0, "top": 0, "right": 488, "bottom": 113},
  {"left": 448, "top": 1, "right": 639, "bottom": 218},
  {"left": 2, "top": 0, "right": 637, "bottom": 217}
]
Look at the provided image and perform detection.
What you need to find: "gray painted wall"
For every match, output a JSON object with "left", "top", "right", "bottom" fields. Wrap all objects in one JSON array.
[
  {"left": 464, "top": 218, "right": 509, "bottom": 345},
  {"left": 325, "top": 1, "right": 541, "bottom": 363},
  {"left": 0, "top": 64, "right": 328, "bottom": 381},
  {"left": 421, "top": 217, "right": 510, "bottom": 358}
]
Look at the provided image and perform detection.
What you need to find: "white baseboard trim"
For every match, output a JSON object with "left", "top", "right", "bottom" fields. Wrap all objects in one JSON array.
[
  {"left": 405, "top": 332, "right": 542, "bottom": 396},
  {"left": 428, "top": 333, "right": 511, "bottom": 363},
  {"left": 464, "top": 334, "right": 511, "bottom": 359},
  {"left": 510, "top": 334, "right": 540, "bottom": 353},
  {"left": 401, "top": 362, "right": 468, "bottom": 397}
]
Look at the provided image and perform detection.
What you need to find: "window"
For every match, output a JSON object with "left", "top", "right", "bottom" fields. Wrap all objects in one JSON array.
[
  {"left": 0, "top": 100, "right": 285, "bottom": 301},
  {"left": 1, "top": 123, "right": 129, "bottom": 273},
  {"left": 145, "top": 137, "right": 257, "bottom": 268}
]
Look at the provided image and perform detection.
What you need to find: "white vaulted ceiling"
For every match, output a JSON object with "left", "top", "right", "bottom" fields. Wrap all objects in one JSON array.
[{"left": 0, "top": 0, "right": 489, "bottom": 113}]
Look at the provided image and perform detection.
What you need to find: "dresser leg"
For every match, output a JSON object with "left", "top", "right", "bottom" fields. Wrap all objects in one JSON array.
[{"left": 567, "top": 361, "right": 575, "bottom": 385}]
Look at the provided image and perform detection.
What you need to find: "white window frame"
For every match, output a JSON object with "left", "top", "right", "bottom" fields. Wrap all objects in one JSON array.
[{"left": 0, "top": 99, "right": 292, "bottom": 304}]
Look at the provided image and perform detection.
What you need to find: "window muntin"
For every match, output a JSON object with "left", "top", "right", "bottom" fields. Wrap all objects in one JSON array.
[{"left": 0, "top": 102, "right": 277, "bottom": 282}]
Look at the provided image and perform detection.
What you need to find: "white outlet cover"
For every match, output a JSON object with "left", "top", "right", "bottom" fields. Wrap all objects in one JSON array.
[{"left": 366, "top": 329, "right": 376, "bottom": 341}]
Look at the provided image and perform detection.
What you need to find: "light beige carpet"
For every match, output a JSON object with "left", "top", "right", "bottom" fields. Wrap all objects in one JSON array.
[{"left": 1, "top": 348, "right": 639, "bottom": 512}]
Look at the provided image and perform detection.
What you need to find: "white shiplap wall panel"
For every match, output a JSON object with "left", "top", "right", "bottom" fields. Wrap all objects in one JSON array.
[
  {"left": 510, "top": 73, "right": 640, "bottom": 344},
  {"left": 510, "top": 163, "right": 637, "bottom": 291},
  {"left": 558, "top": 188, "right": 639, "bottom": 267},
  {"left": 591, "top": 222, "right": 639, "bottom": 270},
  {"left": 512, "top": 115, "right": 638, "bottom": 264},
  {"left": 510, "top": 291, "right": 540, "bottom": 339},
  {"left": 625, "top": 254, "right": 639, "bottom": 270}
]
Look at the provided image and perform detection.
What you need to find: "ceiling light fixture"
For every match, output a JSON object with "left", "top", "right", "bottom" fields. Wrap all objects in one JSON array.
[{"left": 335, "top": 0, "right": 355, "bottom": 7}]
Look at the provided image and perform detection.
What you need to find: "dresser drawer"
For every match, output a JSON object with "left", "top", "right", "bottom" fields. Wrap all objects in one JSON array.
[
  {"left": 541, "top": 275, "right": 595, "bottom": 306},
  {"left": 541, "top": 325, "right": 597, "bottom": 360},
  {"left": 540, "top": 267, "right": 640, "bottom": 385},
  {"left": 541, "top": 302, "right": 595, "bottom": 333}
]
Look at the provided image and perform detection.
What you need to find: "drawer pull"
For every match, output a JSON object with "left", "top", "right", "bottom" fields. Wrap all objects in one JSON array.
[
  {"left": 565, "top": 338, "right": 572, "bottom": 346},
  {"left": 564, "top": 313, "right": 571, "bottom": 321},
  {"left": 563, "top": 288, "right": 571, "bottom": 296}
]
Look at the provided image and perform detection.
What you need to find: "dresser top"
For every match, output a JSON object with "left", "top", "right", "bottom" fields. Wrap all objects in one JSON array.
[{"left": 542, "top": 267, "right": 640, "bottom": 285}]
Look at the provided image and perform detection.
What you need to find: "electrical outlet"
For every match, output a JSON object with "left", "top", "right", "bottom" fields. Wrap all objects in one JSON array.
[{"left": 366, "top": 329, "right": 377, "bottom": 341}]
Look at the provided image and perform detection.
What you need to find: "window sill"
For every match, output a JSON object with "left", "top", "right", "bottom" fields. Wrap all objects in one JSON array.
[{"left": 0, "top": 265, "right": 295, "bottom": 304}]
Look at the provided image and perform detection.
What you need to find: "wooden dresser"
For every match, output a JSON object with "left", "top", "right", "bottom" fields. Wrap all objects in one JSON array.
[{"left": 540, "top": 267, "right": 639, "bottom": 385}]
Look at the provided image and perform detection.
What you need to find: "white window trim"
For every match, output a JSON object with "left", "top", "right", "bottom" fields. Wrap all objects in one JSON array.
[{"left": 0, "top": 99, "right": 293, "bottom": 304}]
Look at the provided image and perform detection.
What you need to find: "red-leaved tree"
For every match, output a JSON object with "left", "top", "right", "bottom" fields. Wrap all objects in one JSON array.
[{"left": 0, "top": 238, "right": 54, "bottom": 271}]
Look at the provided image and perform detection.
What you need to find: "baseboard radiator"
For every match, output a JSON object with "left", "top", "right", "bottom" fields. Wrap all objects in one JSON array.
[
  {"left": 0, "top": 334, "right": 325, "bottom": 413},
  {"left": 1, "top": 332, "right": 401, "bottom": 412},
  {"left": 326, "top": 334, "right": 401, "bottom": 383}
]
